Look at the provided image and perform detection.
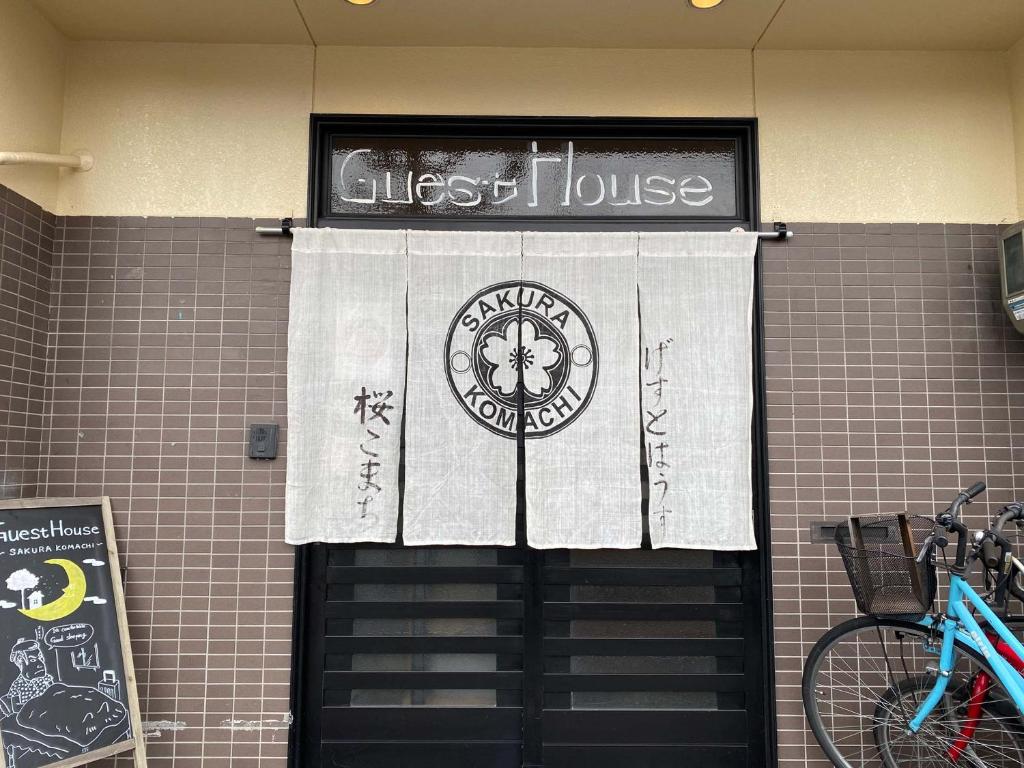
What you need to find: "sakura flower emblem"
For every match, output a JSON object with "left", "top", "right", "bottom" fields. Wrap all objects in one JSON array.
[
  {"left": 446, "top": 280, "right": 598, "bottom": 439},
  {"left": 480, "top": 318, "right": 561, "bottom": 398}
]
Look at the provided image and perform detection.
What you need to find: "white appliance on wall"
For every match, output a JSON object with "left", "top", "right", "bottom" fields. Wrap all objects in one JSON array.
[{"left": 1000, "top": 222, "right": 1024, "bottom": 334}]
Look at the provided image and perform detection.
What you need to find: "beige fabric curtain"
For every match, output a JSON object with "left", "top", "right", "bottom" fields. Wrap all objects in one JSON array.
[
  {"left": 521, "top": 232, "right": 642, "bottom": 549},
  {"left": 285, "top": 228, "right": 407, "bottom": 544},
  {"left": 638, "top": 231, "right": 758, "bottom": 550},
  {"left": 285, "top": 228, "right": 758, "bottom": 551},
  {"left": 402, "top": 231, "right": 520, "bottom": 546}
]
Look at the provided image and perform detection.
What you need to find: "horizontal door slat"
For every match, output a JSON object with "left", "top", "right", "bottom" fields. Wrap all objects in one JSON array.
[
  {"left": 324, "top": 601, "right": 523, "bottom": 619},
  {"left": 322, "top": 742, "right": 521, "bottom": 768},
  {"left": 543, "top": 673, "right": 745, "bottom": 692},
  {"left": 321, "top": 707, "right": 522, "bottom": 741},
  {"left": 326, "top": 655, "right": 521, "bottom": 671},
  {"left": 327, "top": 548, "right": 525, "bottom": 566},
  {"left": 544, "top": 710, "right": 747, "bottom": 745},
  {"left": 325, "top": 635, "right": 524, "bottom": 654},
  {"left": 327, "top": 566, "right": 524, "bottom": 584},
  {"left": 544, "top": 602, "right": 741, "bottom": 621},
  {"left": 325, "top": 671, "right": 523, "bottom": 690},
  {"left": 543, "top": 567, "right": 742, "bottom": 586},
  {"left": 543, "top": 637, "right": 744, "bottom": 657},
  {"left": 543, "top": 744, "right": 746, "bottom": 768},
  {"left": 323, "top": 690, "right": 524, "bottom": 707}
]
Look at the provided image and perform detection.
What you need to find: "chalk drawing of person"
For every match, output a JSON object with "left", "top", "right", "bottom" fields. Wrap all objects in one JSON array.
[{"left": 0, "top": 639, "right": 54, "bottom": 717}]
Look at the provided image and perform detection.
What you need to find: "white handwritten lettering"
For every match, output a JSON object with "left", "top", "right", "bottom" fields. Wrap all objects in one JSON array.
[
  {"left": 333, "top": 143, "right": 716, "bottom": 212},
  {"left": 679, "top": 175, "right": 713, "bottom": 207},
  {"left": 338, "top": 148, "right": 377, "bottom": 204}
]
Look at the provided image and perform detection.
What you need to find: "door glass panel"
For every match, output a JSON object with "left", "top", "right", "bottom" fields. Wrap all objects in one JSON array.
[
  {"left": 350, "top": 548, "right": 499, "bottom": 707},
  {"left": 568, "top": 549, "right": 725, "bottom": 710}
]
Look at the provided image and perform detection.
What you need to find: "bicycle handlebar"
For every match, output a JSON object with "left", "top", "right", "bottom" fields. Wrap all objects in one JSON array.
[
  {"left": 946, "top": 481, "right": 986, "bottom": 521},
  {"left": 910, "top": 485, "right": 1024, "bottom": 607},
  {"left": 921, "top": 482, "right": 987, "bottom": 573},
  {"left": 980, "top": 534, "right": 1010, "bottom": 569},
  {"left": 965, "top": 481, "right": 988, "bottom": 500},
  {"left": 990, "top": 502, "right": 1024, "bottom": 535},
  {"left": 979, "top": 502, "right": 1024, "bottom": 566}
]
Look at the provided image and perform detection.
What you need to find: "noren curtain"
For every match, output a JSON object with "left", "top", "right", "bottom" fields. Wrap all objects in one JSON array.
[
  {"left": 638, "top": 231, "right": 758, "bottom": 550},
  {"left": 403, "top": 231, "right": 520, "bottom": 546},
  {"left": 521, "top": 232, "right": 642, "bottom": 549},
  {"left": 286, "top": 229, "right": 757, "bottom": 551},
  {"left": 285, "top": 228, "right": 407, "bottom": 545}
]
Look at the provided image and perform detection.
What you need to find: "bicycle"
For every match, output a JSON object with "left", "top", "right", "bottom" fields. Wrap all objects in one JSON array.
[{"left": 803, "top": 482, "right": 1024, "bottom": 767}]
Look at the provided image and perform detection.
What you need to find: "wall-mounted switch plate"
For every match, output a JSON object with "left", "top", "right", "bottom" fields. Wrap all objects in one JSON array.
[{"left": 249, "top": 423, "right": 279, "bottom": 459}]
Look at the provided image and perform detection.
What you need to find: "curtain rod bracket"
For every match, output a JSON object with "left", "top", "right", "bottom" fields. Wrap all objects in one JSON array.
[
  {"left": 732, "top": 223, "right": 793, "bottom": 240},
  {"left": 255, "top": 217, "right": 293, "bottom": 236}
]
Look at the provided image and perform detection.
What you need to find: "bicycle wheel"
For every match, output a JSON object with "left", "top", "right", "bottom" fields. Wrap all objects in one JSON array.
[
  {"left": 873, "top": 676, "right": 1024, "bottom": 767},
  {"left": 803, "top": 616, "right": 1024, "bottom": 767}
]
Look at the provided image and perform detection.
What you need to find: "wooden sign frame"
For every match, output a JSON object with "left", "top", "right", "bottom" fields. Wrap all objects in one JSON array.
[{"left": 0, "top": 497, "right": 147, "bottom": 768}]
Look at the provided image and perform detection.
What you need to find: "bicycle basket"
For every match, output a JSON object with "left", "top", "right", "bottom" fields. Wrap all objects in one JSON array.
[{"left": 834, "top": 514, "right": 937, "bottom": 618}]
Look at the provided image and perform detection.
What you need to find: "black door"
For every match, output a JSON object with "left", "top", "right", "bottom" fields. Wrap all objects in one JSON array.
[
  {"left": 289, "top": 116, "right": 775, "bottom": 768},
  {"left": 296, "top": 544, "right": 525, "bottom": 768},
  {"left": 292, "top": 540, "right": 766, "bottom": 768}
]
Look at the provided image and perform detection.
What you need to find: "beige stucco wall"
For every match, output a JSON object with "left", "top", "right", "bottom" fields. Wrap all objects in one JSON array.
[
  {"left": 56, "top": 45, "right": 753, "bottom": 218},
  {"left": 57, "top": 42, "right": 313, "bottom": 218},
  {"left": 758, "top": 50, "right": 1018, "bottom": 224},
  {"left": 0, "top": 0, "right": 67, "bottom": 210},
  {"left": 0, "top": 32, "right": 1017, "bottom": 222},
  {"left": 313, "top": 46, "right": 754, "bottom": 117},
  {"left": 1010, "top": 38, "right": 1024, "bottom": 220}
]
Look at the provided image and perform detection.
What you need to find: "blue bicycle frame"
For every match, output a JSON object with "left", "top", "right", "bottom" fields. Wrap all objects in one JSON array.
[{"left": 909, "top": 573, "right": 1024, "bottom": 732}]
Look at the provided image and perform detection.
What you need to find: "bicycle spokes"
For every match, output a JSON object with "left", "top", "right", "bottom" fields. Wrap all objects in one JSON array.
[{"left": 804, "top": 620, "right": 1024, "bottom": 768}]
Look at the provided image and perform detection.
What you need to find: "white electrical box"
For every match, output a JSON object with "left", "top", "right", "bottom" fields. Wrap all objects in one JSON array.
[{"left": 999, "top": 222, "right": 1024, "bottom": 334}]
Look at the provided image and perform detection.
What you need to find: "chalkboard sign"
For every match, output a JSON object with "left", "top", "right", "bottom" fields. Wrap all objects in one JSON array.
[{"left": 0, "top": 498, "right": 146, "bottom": 768}]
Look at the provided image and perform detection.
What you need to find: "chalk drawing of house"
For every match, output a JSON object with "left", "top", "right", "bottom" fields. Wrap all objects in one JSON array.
[{"left": 27, "top": 591, "right": 42, "bottom": 610}]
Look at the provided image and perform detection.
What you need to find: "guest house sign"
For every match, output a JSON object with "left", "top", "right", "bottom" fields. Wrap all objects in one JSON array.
[
  {"left": 322, "top": 134, "right": 742, "bottom": 221},
  {"left": 0, "top": 498, "right": 146, "bottom": 768}
]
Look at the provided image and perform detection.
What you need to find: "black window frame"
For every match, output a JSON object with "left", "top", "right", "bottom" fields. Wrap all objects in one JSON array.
[
  {"left": 290, "top": 114, "right": 777, "bottom": 768},
  {"left": 307, "top": 115, "right": 755, "bottom": 231}
]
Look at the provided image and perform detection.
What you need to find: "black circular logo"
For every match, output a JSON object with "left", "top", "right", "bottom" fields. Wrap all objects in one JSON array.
[{"left": 445, "top": 281, "right": 598, "bottom": 439}]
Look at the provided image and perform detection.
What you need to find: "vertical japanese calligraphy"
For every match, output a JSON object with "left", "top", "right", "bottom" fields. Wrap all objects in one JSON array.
[
  {"left": 644, "top": 338, "right": 673, "bottom": 537},
  {"left": 352, "top": 387, "right": 396, "bottom": 523}
]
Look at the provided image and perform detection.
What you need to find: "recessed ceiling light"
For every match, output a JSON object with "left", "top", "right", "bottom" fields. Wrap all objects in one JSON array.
[
  {"left": 689, "top": 0, "right": 724, "bottom": 8},
  {"left": 345, "top": 0, "right": 377, "bottom": 5}
]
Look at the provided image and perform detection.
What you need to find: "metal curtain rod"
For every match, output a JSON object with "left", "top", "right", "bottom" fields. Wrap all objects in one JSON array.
[{"left": 255, "top": 219, "right": 793, "bottom": 240}]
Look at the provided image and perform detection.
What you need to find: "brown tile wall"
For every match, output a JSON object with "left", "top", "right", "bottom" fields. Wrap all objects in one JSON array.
[
  {"left": 43, "top": 211, "right": 297, "bottom": 767},
  {"left": 0, "top": 185, "right": 54, "bottom": 499},
  {"left": 5, "top": 188, "right": 1024, "bottom": 767},
  {"left": 762, "top": 222, "right": 1024, "bottom": 766}
]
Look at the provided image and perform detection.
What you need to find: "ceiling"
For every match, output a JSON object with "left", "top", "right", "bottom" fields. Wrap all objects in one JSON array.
[{"left": 29, "top": 0, "right": 1024, "bottom": 51}]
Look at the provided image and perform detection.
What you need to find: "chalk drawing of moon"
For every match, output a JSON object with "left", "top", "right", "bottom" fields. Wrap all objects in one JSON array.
[{"left": 19, "top": 559, "right": 87, "bottom": 621}]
